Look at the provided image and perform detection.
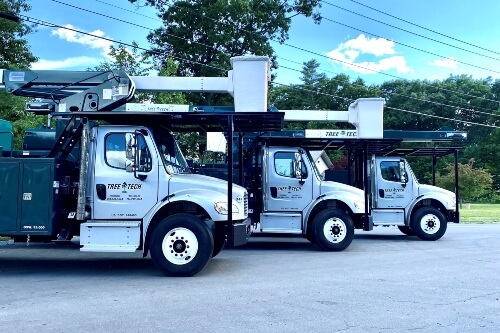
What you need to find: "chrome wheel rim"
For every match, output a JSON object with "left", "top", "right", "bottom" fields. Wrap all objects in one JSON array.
[
  {"left": 323, "top": 218, "right": 347, "bottom": 243},
  {"left": 162, "top": 228, "right": 199, "bottom": 265},
  {"left": 420, "top": 214, "right": 440, "bottom": 235}
]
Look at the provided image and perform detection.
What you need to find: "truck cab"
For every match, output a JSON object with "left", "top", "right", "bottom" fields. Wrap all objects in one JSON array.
[
  {"left": 370, "top": 155, "right": 457, "bottom": 240},
  {"left": 217, "top": 142, "right": 366, "bottom": 251}
]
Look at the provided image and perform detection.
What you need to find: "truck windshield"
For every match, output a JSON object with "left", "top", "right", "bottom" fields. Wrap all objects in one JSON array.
[
  {"left": 406, "top": 162, "right": 419, "bottom": 185},
  {"left": 305, "top": 150, "right": 322, "bottom": 180},
  {"left": 153, "top": 128, "right": 191, "bottom": 174}
]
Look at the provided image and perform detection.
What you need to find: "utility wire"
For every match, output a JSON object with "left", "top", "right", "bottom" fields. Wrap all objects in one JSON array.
[
  {"left": 90, "top": 0, "right": 500, "bottom": 106},
  {"left": 50, "top": 0, "right": 223, "bottom": 56},
  {"left": 385, "top": 106, "right": 500, "bottom": 129},
  {"left": 17, "top": 8, "right": 499, "bottom": 128},
  {"left": 348, "top": 0, "right": 500, "bottom": 56},
  {"left": 278, "top": 60, "right": 500, "bottom": 118},
  {"left": 322, "top": 17, "right": 500, "bottom": 75},
  {"left": 274, "top": 80, "right": 500, "bottom": 128},
  {"left": 93, "top": 0, "right": 163, "bottom": 23},
  {"left": 19, "top": 14, "right": 228, "bottom": 73},
  {"left": 320, "top": 0, "right": 500, "bottom": 63}
]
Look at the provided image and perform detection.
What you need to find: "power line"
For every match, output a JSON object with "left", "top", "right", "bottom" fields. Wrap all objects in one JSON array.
[
  {"left": 20, "top": 5, "right": 500, "bottom": 127},
  {"left": 19, "top": 14, "right": 228, "bottom": 73},
  {"left": 348, "top": 0, "right": 500, "bottom": 56},
  {"left": 322, "top": 17, "right": 500, "bottom": 75},
  {"left": 278, "top": 60, "right": 500, "bottom": 118},
  {"left": 385, "top": 106, "right": 500, "bottom": 129},
  {"left": 272, "top": 81, "right": 354, "bottom": 102},
  {"left": 273, "top": 80, "right": 500, "bottom": 128},
  {"left": 93, "top": 0, "right": 162, "bottom": 23},
  {"left": 93, "top": 0, "right": 500, "bottom": 106},
  {"left": 50, "top": 0, "right": 224, "bottom": 56},
  {"left": 320, "top": 0, "right": 500, "bottom": 63}
]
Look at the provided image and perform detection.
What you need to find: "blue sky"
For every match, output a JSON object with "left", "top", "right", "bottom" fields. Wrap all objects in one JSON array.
[{"left": 23, "top": 0, "right": 500, "bottom": 86}]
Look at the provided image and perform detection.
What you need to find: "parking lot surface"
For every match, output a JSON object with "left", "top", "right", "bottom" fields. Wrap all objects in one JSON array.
[{"left": 1, "top": 223, "right": 499, "bottom": 333}]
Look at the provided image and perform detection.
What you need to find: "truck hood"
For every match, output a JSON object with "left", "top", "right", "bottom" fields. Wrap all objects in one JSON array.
[
  {"left": 168, "top": 173, "right": 246, "bottom": 198},
  {"left": 418, "top": 184, "right": 455, "bottom": 198},
  {"left": 321, "top": 180, "right": 365, "bottom": 199}
]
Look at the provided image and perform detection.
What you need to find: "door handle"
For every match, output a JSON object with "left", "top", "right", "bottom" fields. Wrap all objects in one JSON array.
[
  {"left": 270, "top": 187, "right": 277, "bottom": 198},
  {"left": 96, "top": 184, "right": 106, "bottom": 200},
  {"left": 378, "top": 189, "right": 385, "bottom": 198}
]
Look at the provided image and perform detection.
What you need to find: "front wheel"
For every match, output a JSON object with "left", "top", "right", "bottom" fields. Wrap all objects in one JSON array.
[
  {"left": 150, "top": 214, "right": 214, "bottom": 276},
  {"left": 411, "top": 207, "right": 447, "bottom": 241},
  {"left": 312, "top": 208, "right": 354, "bottom": 251}
]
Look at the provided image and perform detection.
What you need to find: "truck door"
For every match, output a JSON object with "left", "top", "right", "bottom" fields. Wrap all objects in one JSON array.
[
  {"left": 265, "top": 148, "right": 314, "bottom": 212},
  {"left": 374, "top": 158, "right": 413, "bottom": 209},
  {"left": 92, "top": 129, "right": 159, "bottom": 220}
]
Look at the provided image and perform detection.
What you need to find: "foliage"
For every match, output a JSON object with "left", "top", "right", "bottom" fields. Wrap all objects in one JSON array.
[
  {"left": 130, "top": 0, "right": 321, "bottom": 104},
  {"left": 91, "top": 42, "right": 205, "bottom": 158},
  {"left": 0, "top": 0, "right": 39, "bottom": 149},
  {"left": 436, "top": 159, "right": 493, "bottom": 202}
]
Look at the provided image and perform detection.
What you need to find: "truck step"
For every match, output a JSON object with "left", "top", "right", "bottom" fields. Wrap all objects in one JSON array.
[{"left": 80, "top": 221, "right": 141, "bottom": 253}]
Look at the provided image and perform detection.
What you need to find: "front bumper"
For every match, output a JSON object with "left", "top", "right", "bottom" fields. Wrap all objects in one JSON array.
[
  {"left": 228, "top": 218, "right": 251, "bottom": 247},
  {"left": 448, "top": 210, "right": 459, "bottom": 223}
]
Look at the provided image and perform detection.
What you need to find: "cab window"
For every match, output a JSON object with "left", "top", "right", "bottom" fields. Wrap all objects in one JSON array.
[
  {"left": 274, "top": 152, "right": 307, "bottom": 179},
  {"left": 380, "top": 161, "right": 401, "bottom": 182},
  {"left": 105, "top": 133, "right": 152, "bottom": 172}
]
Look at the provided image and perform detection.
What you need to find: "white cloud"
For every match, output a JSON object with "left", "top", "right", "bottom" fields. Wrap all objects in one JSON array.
[
  {"left": 339, "top": 34, "right": 395, "bottom": 57},
  {"left": 51, "top": 24, "right": 113, "bottom": 58},
  {"left": 31, "top": 56, "right": 102, "bottom": 70},
  {"left": 326, "top": 34, "right": 413, "bottom": 74},
  {"left": 429, "top": 57, "right": 459, "bottom": 69}
]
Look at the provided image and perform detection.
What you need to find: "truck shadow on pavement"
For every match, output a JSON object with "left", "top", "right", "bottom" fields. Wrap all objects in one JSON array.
[{"left": 0, "top": 256, "right": 159, "bottom": 277}]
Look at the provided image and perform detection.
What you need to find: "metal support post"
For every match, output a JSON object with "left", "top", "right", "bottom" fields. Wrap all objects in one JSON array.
[
  {"left": 454, "top": 149, "right": 460, "bottom": 222},
  {"left": 363, "top": 141, "right": 373, "bottom": 231},
  {"left": 238, "top": 132, "right": 244, "bottom": 186},
  {"left": 227, "top": 115, "right": 234, "bottom": 242},
  {"left": 432, "top": 155, "right": 437, "bottom": 186}
]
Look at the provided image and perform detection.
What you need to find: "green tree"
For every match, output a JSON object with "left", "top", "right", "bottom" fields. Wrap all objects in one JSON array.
[
  {"left": 436, "top": 159, "right": 493, "bottom": 202},
  {"left": 130, "top": 0, "right": 321, "bottom": 104},
  {"left": 91, "top": 42, "right": 205, "bottom": 158},
  {"left": 0, "top": 0, "right": 41, "bottom": 149}
]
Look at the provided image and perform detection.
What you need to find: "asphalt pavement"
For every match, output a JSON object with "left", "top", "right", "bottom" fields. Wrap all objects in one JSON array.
[{"left": 0, "top": 223, "right": 499, "bottom": 333}]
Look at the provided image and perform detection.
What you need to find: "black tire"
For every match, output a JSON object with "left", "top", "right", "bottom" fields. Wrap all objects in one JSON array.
[
  {"left": 150, "top": 214, "right": 214, "bottom": 276},
  {"left": 312, "top": 208, "right": 354, "bottom": 251},
  {"left": 211, "top": 230, "right": 226, "bottom": 258},
  {"left": 306, "top": 230, "right": 316, "bottom": 244},
  {"left": 397, "top": 226, "right": 416, "bottom": 236},
  {"left": 411, "top": 207, "right": 447, "bottom": 241}
]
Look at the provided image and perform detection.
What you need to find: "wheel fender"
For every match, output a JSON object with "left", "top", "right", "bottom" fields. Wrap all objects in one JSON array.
[
  {"left": 406, "top": 193, "right": 452, "bottom": 223},
  {"left": 303, "top": 193, "right": 362, "bottom": 231},
  {"left": 142, "top": 190, "right": 228, "bottom": 243}
]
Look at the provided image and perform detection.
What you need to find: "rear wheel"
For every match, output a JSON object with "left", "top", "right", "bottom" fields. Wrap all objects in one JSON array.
[
  {"left": 397, "top": 226, "right": 415, "bottom": 236},
  {"left": 150, "top": 214, "right": 214, "bottom": 276},
  {"left": 411, "top": 207, "right": 447, "bottom": 241},
  {"left": 312, "top": 208, "right": 354, "bottom": 251}
]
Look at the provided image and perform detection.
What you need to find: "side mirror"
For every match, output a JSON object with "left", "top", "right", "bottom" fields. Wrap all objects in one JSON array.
[
  {"left": 294, "top": 151, "right": 305, "bottom": 185},
  {"left": 399, "top": 160, "right": 408, "bottom": 185},
  {"left": 125, "top": 133, "right": 136, "bottom": 173}
]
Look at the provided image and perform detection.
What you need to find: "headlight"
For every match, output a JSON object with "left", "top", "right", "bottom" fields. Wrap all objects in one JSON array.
[{"left": 214, "top": 201, "right": 240, "bottom": 215}]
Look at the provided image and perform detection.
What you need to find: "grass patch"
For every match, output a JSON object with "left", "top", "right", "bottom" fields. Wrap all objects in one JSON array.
[
  {"left": 460, "top": 204, "right": 500, "bottom": 223},
  {"left": 0, "top": 236, "right": 11, "bottom": 241}
]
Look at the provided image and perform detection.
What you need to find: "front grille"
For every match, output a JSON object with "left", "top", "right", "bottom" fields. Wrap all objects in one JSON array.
[{"left": 244, "top": 192, "right": 248, "bottom": 216}]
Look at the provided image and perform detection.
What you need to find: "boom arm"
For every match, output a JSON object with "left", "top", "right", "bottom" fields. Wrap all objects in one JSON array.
[{"left": 0, "top": 56, "right": 271, "bottom": 114}]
